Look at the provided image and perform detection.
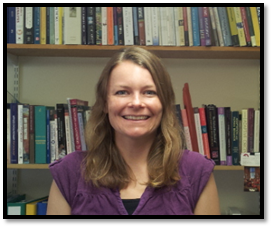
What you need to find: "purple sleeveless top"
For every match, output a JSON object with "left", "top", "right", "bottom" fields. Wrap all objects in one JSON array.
[{"left": 49, "top": 150, "right": 215, "bottom": 215}]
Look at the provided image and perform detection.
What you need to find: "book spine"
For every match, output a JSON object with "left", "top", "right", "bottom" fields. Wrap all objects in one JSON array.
[
  {"left": 231, "top": 111, "right": 240, "bottom": 165},
  {"left": 117, "top": 7, "right": 124, "bottom": 45},
  {"left": 59, "top": 7, "right": 63, "bottom": 44},
  {"left": 183, "top": 7, "right": 189, "bottom": 46},
  {"left": 191, "top": 7, "right": 200, "bottom": 46},
  {"left": 113, "top": 7, "right": 118, "bottom": 45},
  {"left": 181, "top": 109, "right": 192, "bottom": 151},
  {"left": 151, "top": 7, "right": 159, "bottom": 46},
  {"left": 18, "top": 104, "right": 24, "bottom": 164},
  {"left": 33, "top": 7, "right": 40, "bottom": 44},
  {"left": 81, "top": 7, "right": 87, "bottom": 45},
  {"left": 247, "top": 108, "right": 255, "bottom": 153},
  {"left": 7, "top": 104, "right": 11, "bottom": 164},
  {"left": 250, "top": 7, "right": 260, "bottom": 46},
  {"left": 40, "top": 7, "right": 46, "bottom": 44},
  {"left": 245, "top": 7, "right": 256, "bottom": 46},
  {"left": 253, "top": 110, "right": 260, "bottom": 152},
  {"left": 55, "top": 7, "right": 60, "bottom": 44},
  {"left": 101, "top": 7, "right": 107, "bottom": 45},
  {"left": 49, "top": 7, "right": 55, "bottom": 44},
  {"left": 69, "top": 101, "right": 82, "bottom": 151},
  {"left": 218, "top": 107, "right": 227, "bottom": 165},
  {"left": 241, "top": 109, "right": 248, "bottom": 153},
  {"left": 86, "top": 7, "right": 96, "bottom": 45},
  {"left": 29, "top": 105, "right": 35, "bottom": 163},
  {"left": 56, "top": 104, "right": 67, "bottom": 158},
  {"left": 107, "top": 7, "right": 114, "bottom": 45},
  {"left": 16, "top": 7, "right": 24, "bottom": 44},
  {"left": 54, "top": 111, "right": 58, "bottom": 160},
  {"left": 224, "top": 107, "right": 232, "bottom": 165},
  {"left": 64, "top": 105, "right": 72, "bottom": 154},
  {"left": 35, "top": 106, "right": 47, "bottom": 164},
  {"left": 203, "top": 7, "right": 211, "bottom": 46},
  {"left": 24, "top": 7, "right": 34, "bottom": 44},
  {"left": 166, "top": 7, "right": 175, "bottom": 46},
  {"left": 199, "top": 107, "right": 211, "bottom": 159},
  {"left": 256, "top": 7, "right": 260, "bottom": 27},
  {"left": 144, "top": 7, "right": 153, "bottom": 46},
  {"left": 226, "top": 7, "right": 239, "bottom": 46},
  {"left": 46, "top": 7, "right": 50, "bottom": 44},
  {"left": 208, "top": 7, "right": 219, "bottom": 46},
  {"left": 10, "top": 103, "right": 18, "bottom": 163},
  {"left": 213, "top": 7, "right": 224, "bottom": 46},
  {"left": 240, "top": 7, "right": 251, "bottom": 46},
  {"left": 8, "top": 7, "right": 16, "bottom": 43},
  {"left": 123, "top": 7, "right": 134, "bottom": 45},
  {"left": 174, "top": 7, "right": 183, "bottom": 46},
  {"left": 198, "top": 7, "right": 206, "bottom": 46},
  {"left": 234, "top": 7, "right": 247, "bottom": 46},
  {"left": 49, "top": 108, "right": 56, "bottom": 163},
  {"left": 217, "top": 7, "right": 232, "bottom": 46},
  {"left": 64, "top": 7, "right": 81, "bottom": 45},
  {"left": 132, "top": 7, "right": 139, "bottom": 45},
  {"left": 78, "top": 111, "right": 87, "bottom": 151},
  {"left": 194, "top": 107, "right": 204, "bottom": 155},
  {"left": 187, "top": 7, "right": 193, "bottom": 46},
  {"left": 23, "top": 104, "right": 30, "bottom": 164},
  {"left": 137, "top": 7, "right": 145, "bottom": 45},
  {"left": 46, "top": 108, "right": 50, "bottom": 163}
]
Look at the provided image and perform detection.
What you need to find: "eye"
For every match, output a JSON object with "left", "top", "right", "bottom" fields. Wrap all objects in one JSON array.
[
  {"left": 115, "top": 90, "right": 128, "bottom": 95},
  {"left": 145, "top": 90, "right": 157, "bottom": 95}
]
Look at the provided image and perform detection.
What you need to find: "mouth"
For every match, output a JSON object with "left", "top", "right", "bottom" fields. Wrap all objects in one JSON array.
[{"left": 122, "top": 115, "right": 150, "bottom": 120}]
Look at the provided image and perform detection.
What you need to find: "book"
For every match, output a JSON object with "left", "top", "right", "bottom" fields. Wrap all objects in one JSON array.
[
  {"left": 7, "top": 104, "right": 11, "bottom": 164},
  {"left": 234, "top": 7, "right": 247, "bottom": 47},
  {"left": 203, "top": 7, "right": 212, "bottom": 46},
  {"left": 244, "top": 167, "right": 260, "bottom": 192},
  {"left": 123, "top": 7, "right": 134, "bottom": 45},
  {"left": 224, "top": 107, "right": 232, "bottom": 166},
  {"left": 8, "top": 7, "right": 16, "bottom": 43},
  {"left": 191, "top": 7, "right": 200, "bottom": 46},
  {"left": 199, "top": 107, "right": 211, "bottom": 159},
  {"left": 24, "top": 7, "right": 34, "bottom": 44},
  {"left": 95, "top": 7, "right": 102, "bottom": 45},
  {"left": 205, "top": 104, "right": 220, "bottom": 165},
  {"left": 213, "top": 7, "right": 224, "bottom": 46},
  {"left": 107, "top": 7, "right": 114, "bottom": 45},
  {"left": 49, "top": 108, "right": 56, "bottom": 163},
  {"left": 218, "top": 107, "right": 227, "bottom": 165},
  {"left": 174, "top": 7, "right": 183, "bottom": 46},
  {"left": 247, "top": 108, "right": 255, "bottom": 153},
  {"left": 46, "top": 7, "right": 54, "bottom": 44},
  {"left": 240, "top": 7, "right": 251, "bottom": 46},
  {"left": 181, "top": 109, "right": 192, "bottom": 151},
  {"left": 10, "top": 103, "right": 18, "bottom": 164},
  {"left": 183, "top": 7, "right": 189, "bottom": 46},
  {"left": 26, "top": 197, "right": 48, "bottom": 215},
  {"left": 56, "top": 104, "right": 67, "bottom": 159},
  {"left": 81, "top": 7, "right": 87, "bottom": 45},
  {"left": 194, "top": 107, "right": 204, "bottom": 155},
  {"left": 29, "top": 105, "right": 35, "bottom": 163},
  {"left": 64, "top": 104, "right": 72, "bottom": 154},
  {"left": 132, "top": 7, "right": 139, "bottom": 45},
  {"left": 113, "top": 7, "right": 118, "bottom": 45},
  {"left": 55, "top": 7, "right": 63, "bottom": 44},
  {"left": 63, "top": 7, "right": 81, "bottom": 44},
  {"left": 23, "top": 104, "right": 30, "bottom": 164},
  {"left": 17, "top": 104, "right": 24, "bottom": 164},
  {"left": 144, "top": 7, "right": 153, "bottom": 46},
  {"left": 37, "top": 200, "right": 48, "bottom": 215},
  {"left": 231, "top": 111, "right": 240, "bottom": 165},
  {"left": 245, "top": 7, "right": 256, "bottom": 46},
  {"left": 116, "top": 7, "right": 123, "bottom": 45},
  {"left": 253, "top": 109, "right": 260, "bottom": 152},
  {"left": 46, "top": 106, "right": 55, "bottom": 163},
  {"left": 33, "top": 7, "right": 40, "bottom": 44},
  {"left": 151, "top": 7, "right": 159, "bottom": 46},
  {"left": 40, "top": 7, "right": 46, "bottom": 44},
  {"left": 35, "top": 106, "right": 47, "bottom": 164},
  {"left": 187, "top": 7, "right": 193, "bottom": 46},
  {"left": 250, "top": 7, "right": 260, "bottom": 46},
  {"left": 182, "top": 83, "right": 198, "bottom": 152},
  {"left": 217, "top": 7, "right": 232, "bottom": 46},
  {"left": 15, "top": 7, "right": 24, "bottom": 44},
  {"left": 241, "top": 109, "right": 248, "bottom": 153},
  {"left": 198, "top": 7, "right": 206, "bottom": 46},
  {"left": 86, "top": 7, "right": 96, "bottom": 45},
  {"left": 226, "top": 7, "right": 239, "bottom": 46},
  {"left": 137, "top": 7, "right": 145, "bottom": 45},
  {"left": 101, "top": 7, "right": 107, "bottom": 45}
]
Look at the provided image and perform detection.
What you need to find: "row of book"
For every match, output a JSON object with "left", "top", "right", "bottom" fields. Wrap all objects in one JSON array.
[
  {"left": 7, "top": 7, "right": 260, "bottom": 47},
  {"left": 7, "top": 194, "right": 48, "bottom": 215},
  {"left": 7, "top": 98, "right": 91, "bottom": 164},
  {"left": 182, "top": 83, "right": 260, "bottom": 166}
]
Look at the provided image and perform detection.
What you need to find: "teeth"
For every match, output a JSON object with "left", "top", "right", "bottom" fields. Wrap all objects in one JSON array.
[{"left": 123, "top": 116, "right": 149, "bottom": 120}]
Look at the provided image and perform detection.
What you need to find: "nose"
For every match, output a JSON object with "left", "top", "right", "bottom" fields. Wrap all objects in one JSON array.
[{"left": 128, "top": 93, "right": 145, "bottom": 108}]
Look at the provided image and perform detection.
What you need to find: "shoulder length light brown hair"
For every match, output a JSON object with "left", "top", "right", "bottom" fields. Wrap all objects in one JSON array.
[{"left": 83, "top": 47, "right": 185, "bottom": 189}]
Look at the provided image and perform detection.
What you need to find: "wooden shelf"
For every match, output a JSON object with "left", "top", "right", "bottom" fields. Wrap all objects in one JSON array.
[
  {"left": 7, "top": 164, "right": 244, "bottom": 170},
  {"left": 7, "top": 44, "right": 260, "bottom": 59}
]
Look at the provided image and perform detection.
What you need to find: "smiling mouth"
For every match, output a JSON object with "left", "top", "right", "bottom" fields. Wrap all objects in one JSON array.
[{"left": 123, "top": 115, "right": 150, "bottom": 120}]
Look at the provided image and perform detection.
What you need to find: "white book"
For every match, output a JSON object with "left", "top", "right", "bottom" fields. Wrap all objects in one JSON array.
[
  {"left": 101, "top": 7, "right": 107, "bottom": 45},
  {"left": 144, "top": 7, "right": 153, "bottom": 46},
  {"left": 16, "top": 7, "right": 24, "bottom": 44},
  {"left": 158, "top": 7, "right": 162, "bottom": 46},
  {"left": 194, "top": 108, "right": 204, "bottom": 155},
  {"left": 65, "top": 109, "right": 72, "bottom": 154},
  {"left": 63, "top": 7, "right": 81, "bottom": 44},
  {"left": 67, "top": 98, "right": 75, "bottom": 152},
  {"left": 78, "top": 112, "right": 87, "bottom": 151},
  {"left": 151, "top": 7, "right": 159, "bottom": 46},
  {"left": 218, "top": 108, "right": 227, "bottom": 165},
  {"left": 18, "top": 104, "right": 23, "bottom": 164},
  {"left": 174, "top": 7, "right": 184, "bottom": 46},
  {"left": 159, "top": 7, "right": 168, "bottom": 45},
  {"left": 253, "top": 109, "right": 260, "bottom": 152},
  {"left": 123, "top": 7, "right": 134, "bottom": 45},
  {"left": 54, "top": 111, "right": 59, "bottom": 160},
  {"left": 213, "top": 7, "right": 224, "bottom": 47},
  {"left": 54, "top": 7, "right": 59, "bottom": 44},
  {"left": 187, "top": 7, "right": 193, "bottom": 46},
  {"left": 181, "top": 109, "right": 192, "bottom": 151},
  {"left": 166, "top": 7, "right": 176, "bottom": 46}
]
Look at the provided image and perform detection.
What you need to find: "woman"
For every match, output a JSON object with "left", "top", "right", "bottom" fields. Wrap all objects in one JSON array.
[{"left": 47, "top": 47, "right": 220, "bottom": 215}]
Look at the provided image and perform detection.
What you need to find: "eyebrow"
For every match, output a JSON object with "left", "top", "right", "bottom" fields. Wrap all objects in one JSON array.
[{"left": 114, "top": 85, "right": 156, "bottom": 89}]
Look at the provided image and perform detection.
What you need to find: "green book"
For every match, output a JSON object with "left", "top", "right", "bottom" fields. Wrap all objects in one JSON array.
[{"left": 35, "top": 106, "right": 47, "bottom": 164}]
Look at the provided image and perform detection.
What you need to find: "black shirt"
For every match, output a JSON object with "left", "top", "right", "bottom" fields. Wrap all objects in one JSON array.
[{"left": 122, "top": 198, "right": 141, "bottom": 215}]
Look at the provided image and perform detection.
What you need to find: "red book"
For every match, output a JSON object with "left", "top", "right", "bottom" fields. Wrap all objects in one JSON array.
[
  {"left": 199, "top": 107, "right": 211, "bottom": 158},
  {"left": 240, "top": 7, "right": 251, "bottom": 46},
  {"left": 183, "top": 7, "right": 189, "bottom": 46},
  {"left": 182, "top": 83, "right": 198, "bottom": 152},
  {"left": 137, "top": 7, "right": 145, "bottom": 45}
]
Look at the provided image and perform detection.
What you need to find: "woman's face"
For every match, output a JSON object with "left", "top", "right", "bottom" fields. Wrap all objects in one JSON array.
[{"left": 106, "top": 61, "right": 163, "bottom": 141}]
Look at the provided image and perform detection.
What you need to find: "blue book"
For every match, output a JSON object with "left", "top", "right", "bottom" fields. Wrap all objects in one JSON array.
[
  {"left": 10, "top": 103, "right": 18, "bottom": 163},
  {"left": 37, "top": 200, "right": 48, "bottom": 215},
  {"left": 191, "top": 7, "right": 200, "bottom": 46},
  {"left": 231, "top": 111, "right": 240, "bottom": 165},
  {"left": 34, "top": 7, "right": 40, "bottom": 44},
  {"left": 35, "top": 106, "right": 47, "bottom": 164},
  {"left": 217, "top": 7, "right": 232, "bottom": 46},
  {"left": 8, "top": 7, "right": 16, "bottom": 43},
  {"left": 198, "top": 7, "right": 206, "bottom": 46}
]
